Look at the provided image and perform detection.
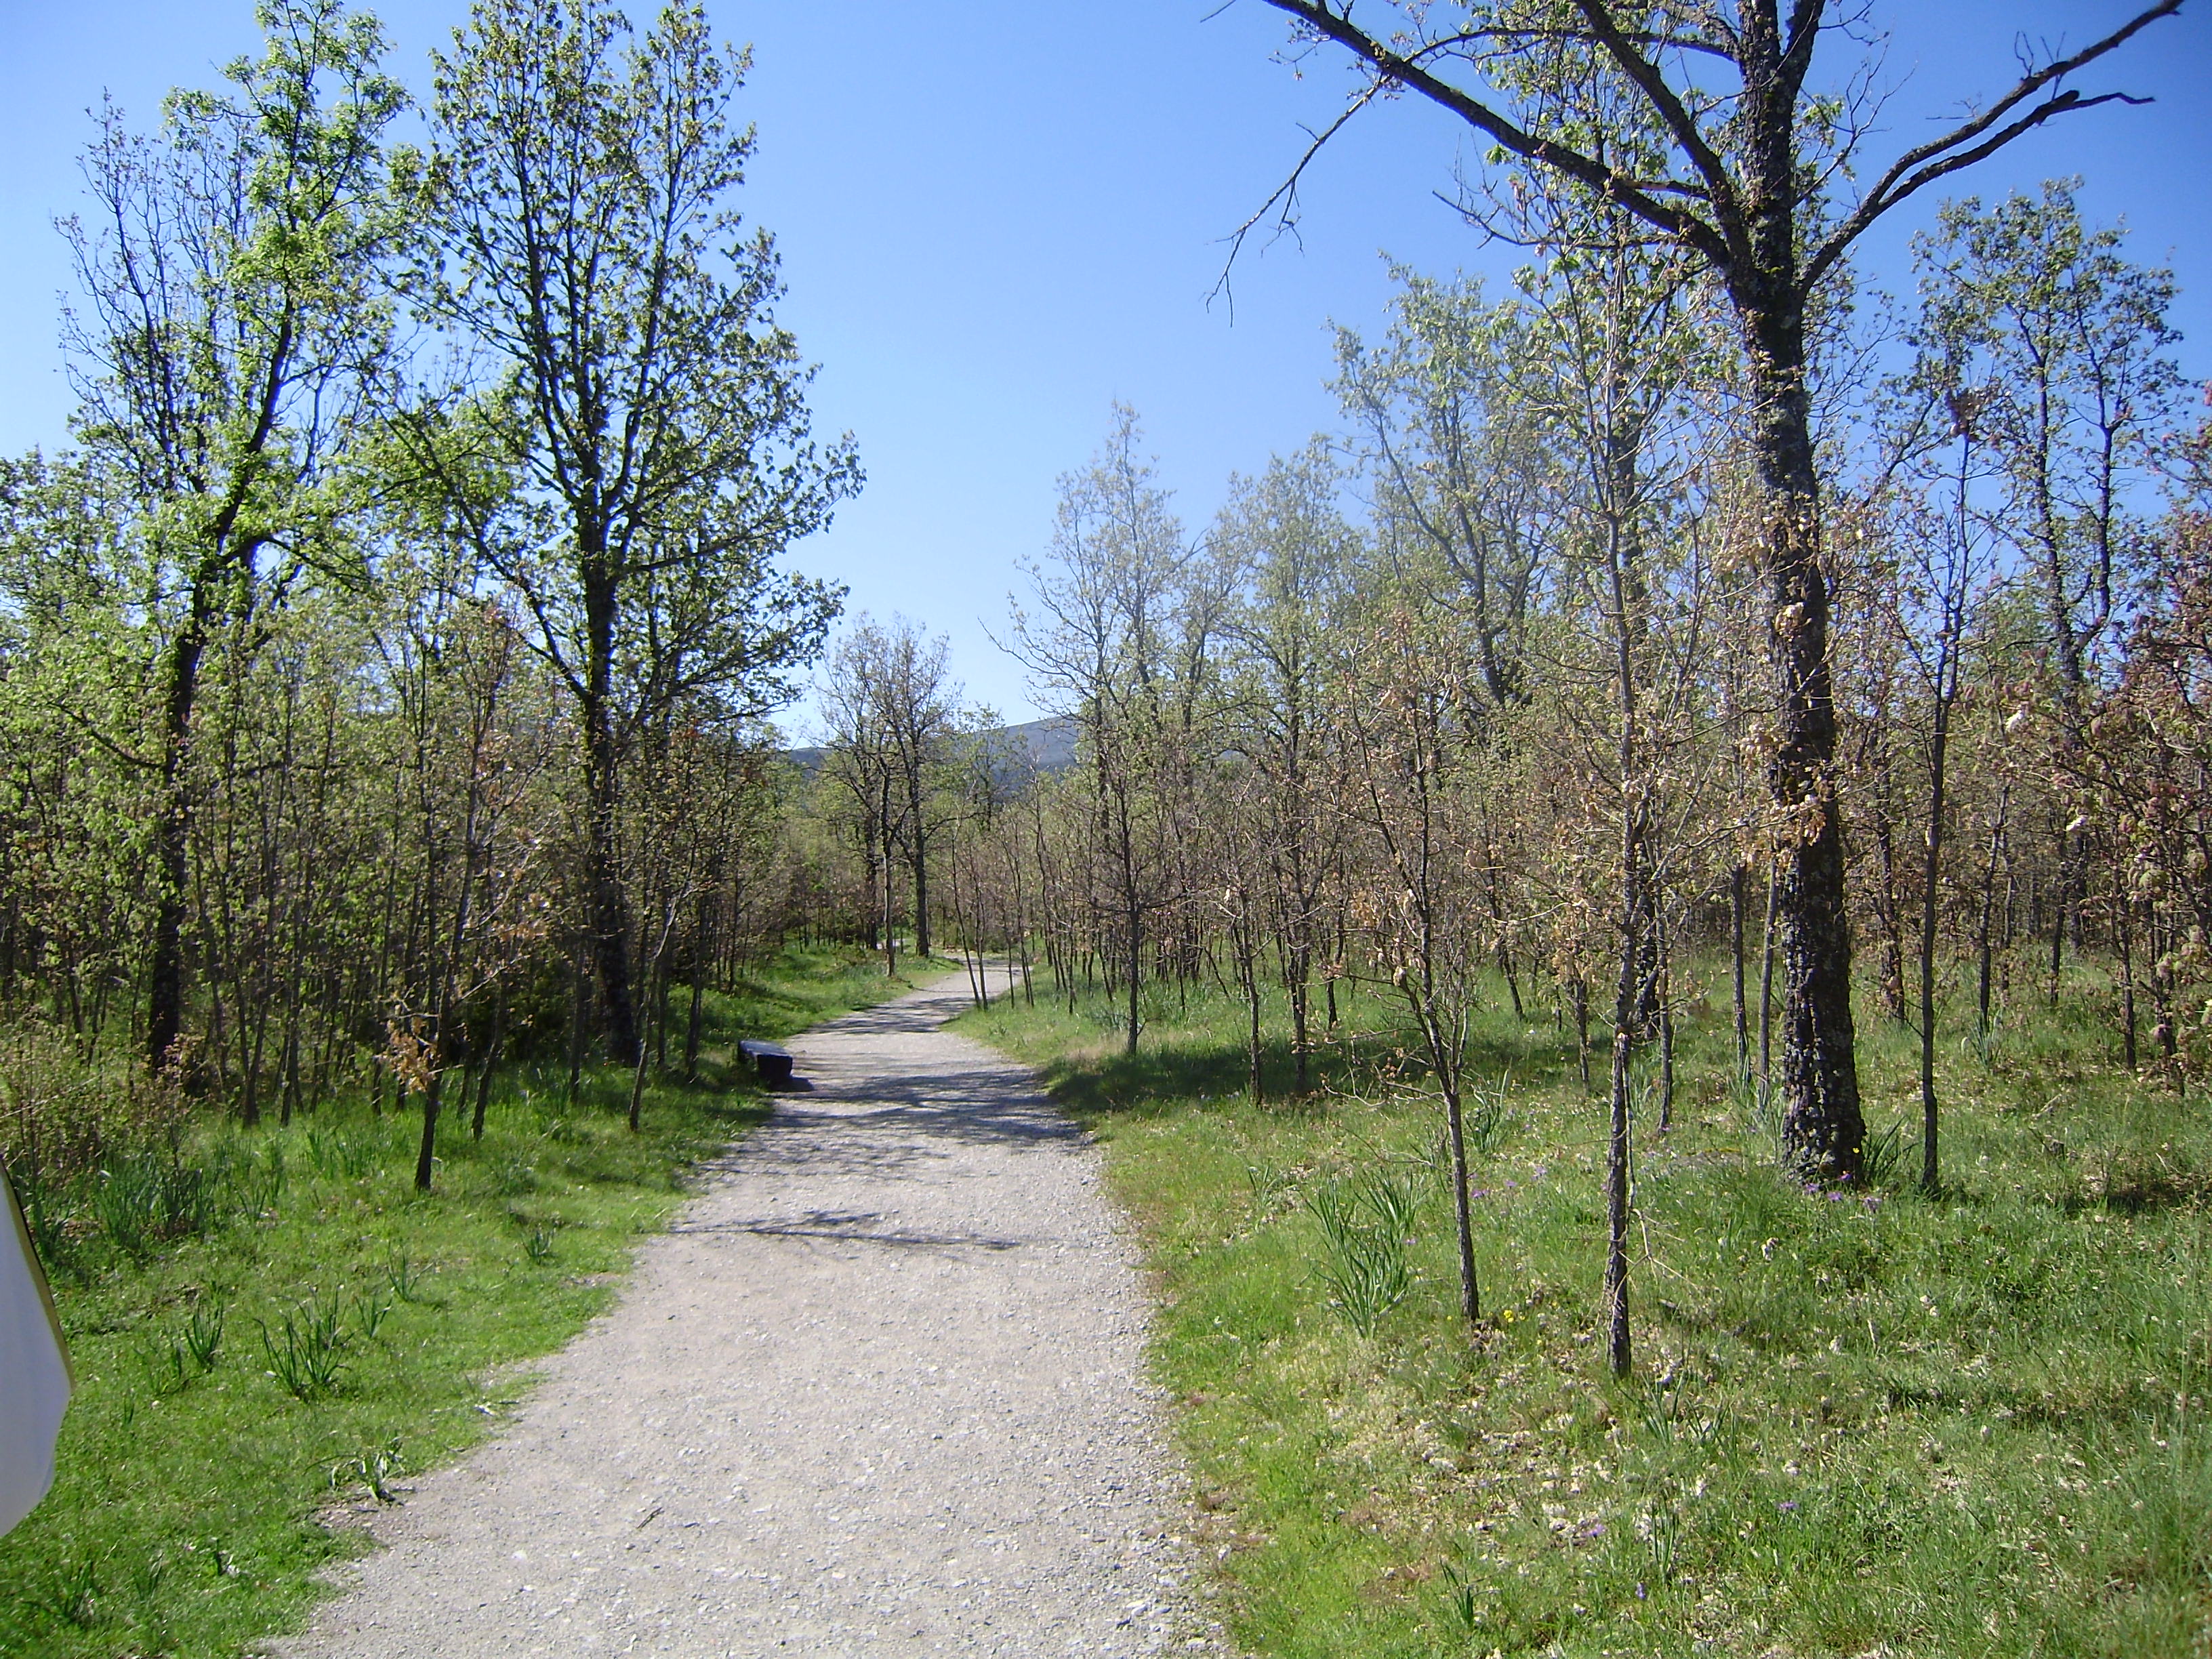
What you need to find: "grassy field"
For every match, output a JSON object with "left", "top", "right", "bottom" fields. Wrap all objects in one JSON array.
[
  {"left": 0, "top": 943, "right": 918, "bottom": 1659},
  {"left": 959, "top": 964, "right": 2212, "bottom": 1658}
]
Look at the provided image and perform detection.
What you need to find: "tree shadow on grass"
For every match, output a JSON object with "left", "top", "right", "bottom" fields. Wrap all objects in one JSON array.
[{"left": 1031, "top": 1021, "right": 1547, "bottom": 1126}]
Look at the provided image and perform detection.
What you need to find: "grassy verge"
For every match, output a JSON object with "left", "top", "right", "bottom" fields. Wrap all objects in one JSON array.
[
  {"left": 959, "top": 967, "right": 2212, "bottom": 1658},
  {"left": 0, "top": 943, "right": 920, "bottom": 1659}
]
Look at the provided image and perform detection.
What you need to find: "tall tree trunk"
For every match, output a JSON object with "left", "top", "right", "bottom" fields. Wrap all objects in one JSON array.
[
  {"left": 1740, "top": 294, "right": 1865, "bottom": 1183},
  {"left": 581, "top": 568, "right": 638, "bottom": 1065},
  {"left": 146, "top": 611, "right": 210, "bottom": 1074}
]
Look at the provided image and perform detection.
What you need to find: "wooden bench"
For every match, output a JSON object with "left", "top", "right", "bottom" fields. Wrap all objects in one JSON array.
[{"left": 737, "top": 1039, "right": 794, "bottom": 1087}]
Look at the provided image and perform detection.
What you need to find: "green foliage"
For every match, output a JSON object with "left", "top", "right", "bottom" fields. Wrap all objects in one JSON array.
[{"left": 964, "top": 963, "right": 2212, "bottom": 1658}]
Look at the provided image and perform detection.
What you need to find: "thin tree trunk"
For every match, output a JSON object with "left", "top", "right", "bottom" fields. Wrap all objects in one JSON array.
[
  {"left": 1918, "top": 697, "right": 1952, "bottom": 1193},
  {"left": 1657, "top": 907, "right": 1675, "bottom": 1133},
  {"left": 2118, "top": 898, "right": 2139, "bottom": 1071},
  {"left": 471, "top": 994, "right": 505, "bottom": 1141},
  {"left": 1445, "top": 1080, "right": 1479, "bottom": 1326},
  {"left": 1976, "top": 785, "right": 2011, "bottom": 1048},
  {"left": 1732, "top": 863, "right": 1750, "bottom": 1074},
  {"left": 1759, "top": 867, "right": 1778, "bottom": 1087}
]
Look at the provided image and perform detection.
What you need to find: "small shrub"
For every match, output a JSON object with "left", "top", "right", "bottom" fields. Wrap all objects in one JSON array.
[
  {"left": 350, "top": 1289, "right": 392, "bottom": 1342},
  {"left": 140, "top": 1332, "right": 191, "bottom": 1398},
  {"left": 94, "top": 1159, "right": 163, "bottom": 1261},
  {"left": 1859, "top": 1118, "right": 1910, "bottom": 1190},
  {"left": 328, "top": 1437, "right": 407, "bottom": 1505},
  {"left": 306, "top": 1127, "right": 372, "bottom": 1180}
]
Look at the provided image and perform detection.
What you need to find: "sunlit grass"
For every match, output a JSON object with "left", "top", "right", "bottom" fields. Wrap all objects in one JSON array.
[
  {"left": 0, "top": 943, "right": 916, "bottom": 1658},
  {"left": 962, "top": 957, "right": 2212, "bottom": 1658}
]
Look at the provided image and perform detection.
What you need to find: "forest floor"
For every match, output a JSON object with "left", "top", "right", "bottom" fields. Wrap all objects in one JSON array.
[
  {"left": 275, "top": 972, "right": 1223, "bottom": 1659},
  {"left": 958, "top": 965, "right": 2212, "bottom": 1658},
  {"left": 0, "top": 944, "right": 927, "bottom": 1658}
]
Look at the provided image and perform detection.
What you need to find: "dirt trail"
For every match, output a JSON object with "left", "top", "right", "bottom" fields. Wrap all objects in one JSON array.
[{"left": 281, "top": 975, "right": 1221, "bottom": 1658}]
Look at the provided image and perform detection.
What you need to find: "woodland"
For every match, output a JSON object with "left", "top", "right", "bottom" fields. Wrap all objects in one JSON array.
[{"left": 2, "top": 0, "right": 2211, "bottom": 1655}]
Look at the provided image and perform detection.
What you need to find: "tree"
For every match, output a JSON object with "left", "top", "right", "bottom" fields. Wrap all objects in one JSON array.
[
  {"left": 1520, "top": 205, "right": 1714, "bottom": 1372},
  {"left": 1250, "top": 0, "right": 2184, "bottom": 1183},
  {"left": 1011, "top": 409, "right": 1218, "bottom": 1053},
  {"left": 421, "top": 0, "right": 856, "bottom": 1063},
  {"left": 1910, "top": 183, "right": 2179, "bottom": 1003},
  {"left": 819, "top": 617, "right": 962, "bottom": 964},
  {"left": 60, "top": 0, "right": 409, "bottom": 1073},
  {"left": 1213, "top": 443, "right": 1361, "bottom": 1092},
  {"left": 1336, "top": 601, "right": 1498, "bottom": 1326}
]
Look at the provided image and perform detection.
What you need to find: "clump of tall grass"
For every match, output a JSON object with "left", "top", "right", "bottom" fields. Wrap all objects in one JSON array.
[{"left": 1308, "top": 1169, "right": 1421, "bottom": 1334}]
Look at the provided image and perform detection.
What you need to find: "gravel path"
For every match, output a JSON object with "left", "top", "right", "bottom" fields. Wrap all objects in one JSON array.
[{"left": 281, "top": 975, "right": 1223, "bottom": 1659}]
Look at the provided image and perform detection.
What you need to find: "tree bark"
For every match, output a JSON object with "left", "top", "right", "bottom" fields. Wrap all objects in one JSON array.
[
  {"left": 581, "top": 566, "right": 638, "bottom": 1066},
  {"left": 1738, "top": 286, "right": 1866, "bottom": 1183},
  {"left": 146, "top": 609, "right": 210, "bottom": 1075}
]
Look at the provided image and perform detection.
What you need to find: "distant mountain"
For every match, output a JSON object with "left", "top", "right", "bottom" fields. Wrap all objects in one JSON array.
[
  {"left": 781, "top": 716, "right": 1078, "bottom": 779},
  {"left": 991, "top": 716, "right": 1080, "bottom": 773}
]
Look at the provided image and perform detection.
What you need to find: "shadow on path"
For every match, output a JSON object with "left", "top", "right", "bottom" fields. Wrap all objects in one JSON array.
[{"left": 668, "top": 1207, "right": 1025, "bottom": 1252}]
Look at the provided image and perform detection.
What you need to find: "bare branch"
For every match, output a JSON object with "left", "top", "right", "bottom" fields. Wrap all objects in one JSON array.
[
  {"left": 1257, "top": 1, "right": 1732, "bottom": 267},
  {"left": 1807, "top": 0, "right": 2183, "bottom": 286},
  {"left": 1568, "top": 0, "right": 1741, "bottom": 227},
  {"left": 1211, "top": 81, "right": 1382, "bottom": 312}
]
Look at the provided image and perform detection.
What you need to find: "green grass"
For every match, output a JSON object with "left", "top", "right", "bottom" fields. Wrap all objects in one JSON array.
[
  {"left": 0, "top": 943, "right": 922, "bottom": 1659},
  {"left": 959, "top": 962, "right": 2212, "bottom": 1658}
]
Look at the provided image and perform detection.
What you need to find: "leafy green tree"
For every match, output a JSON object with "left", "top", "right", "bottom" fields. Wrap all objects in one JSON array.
[
  {"left": 420, "top": 0, "right": 856, "bottom": 1063},
  {"left": 59, "top": 0, "right": 410, "bottom": 1072}
]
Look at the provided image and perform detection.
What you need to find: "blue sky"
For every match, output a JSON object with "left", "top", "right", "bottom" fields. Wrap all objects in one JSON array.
[{"left": 2, "top": 1, "right": 2205, "bottom": 732}]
